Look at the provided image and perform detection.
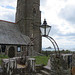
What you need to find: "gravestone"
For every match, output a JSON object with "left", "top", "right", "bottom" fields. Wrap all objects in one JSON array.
[
  {"left": 27, "top": 58, "right": 36, "bottom": 72},
  {"left": 2, "top": 58, "right": 17, "bottom": 75}
]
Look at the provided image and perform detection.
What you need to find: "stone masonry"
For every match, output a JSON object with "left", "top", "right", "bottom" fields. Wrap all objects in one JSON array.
[
  {"left": 50, "top": 54, "right": 71, "bottom": 75},
  {"left": 16, "top": 0, "right": 41, "bottom": 56}
]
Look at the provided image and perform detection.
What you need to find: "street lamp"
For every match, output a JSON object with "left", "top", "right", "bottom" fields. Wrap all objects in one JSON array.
[
  {"left": 40, "top": 19, "right": 60, "bottom": 57},
  {"left": 40, "top": 19, "right": 51, "bottom": 37}
]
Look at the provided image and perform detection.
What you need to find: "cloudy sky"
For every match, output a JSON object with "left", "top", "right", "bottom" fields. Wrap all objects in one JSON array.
[{"left": 0, "top": 0, "right": 75, "bottom": 50}]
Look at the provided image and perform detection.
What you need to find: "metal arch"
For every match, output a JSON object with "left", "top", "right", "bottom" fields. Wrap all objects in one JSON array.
[
  {"left": 45, "top": 36, "right": 57, "bottom": 56},
  {"left": 29, "top": 36, "right": 57, "bottom": 55},
  {"left": 47, "top": 36, "right": 60, "bottom": 57}
]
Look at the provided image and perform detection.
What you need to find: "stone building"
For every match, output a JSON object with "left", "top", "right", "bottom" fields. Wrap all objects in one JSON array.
[{"left": 0, "top": 0, "right": 41, "bottom": 57}]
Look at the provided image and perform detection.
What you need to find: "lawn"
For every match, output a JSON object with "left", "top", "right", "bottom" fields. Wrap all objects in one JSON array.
[
  {"left": 0, "top": 55, "right": 50, "bottom": 65},
  {"left": 0, "top": 54, "right": 9, "bottom": 65},
  {"left": 33, "top": 56, "right": 50, "bottom": 65}
]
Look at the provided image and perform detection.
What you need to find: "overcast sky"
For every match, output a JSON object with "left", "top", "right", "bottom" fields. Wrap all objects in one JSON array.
[{"left": 0, "top": 0, "right": 75, "bottom": 50}]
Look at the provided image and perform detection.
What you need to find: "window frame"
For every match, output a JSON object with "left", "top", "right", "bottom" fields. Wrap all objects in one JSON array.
[
  {"left": 1, "top": 45, "right": 6, "bottom": 52},
  {"left": 17, "top": 46, "right": 21, "bottom": 52}
]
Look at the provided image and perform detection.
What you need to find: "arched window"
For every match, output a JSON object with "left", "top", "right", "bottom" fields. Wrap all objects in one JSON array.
[{"left": 33, "top": 8, "right": 36, "bottom": 15}]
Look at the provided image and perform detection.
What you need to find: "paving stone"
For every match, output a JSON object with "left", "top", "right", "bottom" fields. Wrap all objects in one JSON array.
[
  {"left": 40, "top": 70, "right": 50, "bottom": 75},
  {"left": 36, "top": 73, "right": 43, "bottom": 75}
]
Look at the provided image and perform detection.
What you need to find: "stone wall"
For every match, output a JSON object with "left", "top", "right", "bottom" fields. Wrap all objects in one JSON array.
[
  {"left": 0, "top": 45, "right": 28, "bottom": 57},
  {"left": 72, "top": 53, "right": 75, "bottom": 66},
  {"left": 50, "top": 54, "right": 71, "bottom": 75}
]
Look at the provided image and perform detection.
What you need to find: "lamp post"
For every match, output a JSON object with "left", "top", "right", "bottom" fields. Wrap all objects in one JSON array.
[
  {"left": 40, "top": 19, "right": 60, "bottom": 57},
  {"left": 28, "top": 19, "right": 60, "bottom": 57},
  {"left": 28, "top": 19, "right": 69, "bottom": 75},
  {"left": 27, "top": 19, "right": 61, "bottom": 74}
]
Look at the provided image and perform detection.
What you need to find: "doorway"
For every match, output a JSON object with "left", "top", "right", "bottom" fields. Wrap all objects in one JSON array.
[{"left": 8, "top": 47, "right": 15, "bottom": 58}]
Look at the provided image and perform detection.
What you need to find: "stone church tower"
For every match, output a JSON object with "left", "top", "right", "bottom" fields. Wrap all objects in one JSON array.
[{"left": 16, "top": 0, "right": 41, "bottom": 55}]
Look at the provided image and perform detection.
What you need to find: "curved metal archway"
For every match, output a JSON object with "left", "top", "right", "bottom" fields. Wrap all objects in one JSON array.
[{"left": 45, "top": 36, "right": 60, "bottom": 57}]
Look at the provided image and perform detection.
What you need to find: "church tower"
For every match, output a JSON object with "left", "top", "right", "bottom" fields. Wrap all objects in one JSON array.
[{"left": 16, "top": 0, "right": 41, "bottom": 55}]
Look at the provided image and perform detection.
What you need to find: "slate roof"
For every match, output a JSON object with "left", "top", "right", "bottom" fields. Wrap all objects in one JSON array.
[{"left": 0, "top": 20, "right": 31, "bottom": 45}]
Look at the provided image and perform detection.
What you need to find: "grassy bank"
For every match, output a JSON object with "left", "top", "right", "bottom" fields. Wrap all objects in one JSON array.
[
  {"left": 33, "top": 56, "right": 49, "bottom": 65},
  {"left": 0, "top": 54, "right": 9, "bottom": 65}
]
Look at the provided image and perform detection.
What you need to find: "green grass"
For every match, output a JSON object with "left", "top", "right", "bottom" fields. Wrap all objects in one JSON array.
[
  {"left": 33, "top": 56, "right": 50, "bottom": 65},
  {"left": 0, "top": 54, "right": 9, "bottom": 65},
  {"left": 0, "top": 54, "right": 8, "bottom": 58}
]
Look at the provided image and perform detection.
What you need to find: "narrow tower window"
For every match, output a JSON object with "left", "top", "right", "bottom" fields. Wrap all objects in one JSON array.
[{"left": 33, "top": 8, "right": 36, "bottom": 15}]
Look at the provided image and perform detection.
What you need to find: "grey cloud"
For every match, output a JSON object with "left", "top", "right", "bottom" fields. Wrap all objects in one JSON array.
[
  {"left": 50, "top": 24, "right": 75, "bottom": 38},
  {"left": 68, "top": 36, "right": 75, "bottom": 41},
  {"left": 0, "top": 0, "right": 16, "bottom": 22},
  {"left": 56, "top": 33, "right": 75, "bottom": 37},
  {"left": 0, "top": 0, "right": 17, "bottom": 8},
  {"left": 1, "top": 12, "right": 15, "bottom": 22},
  {"left": 5, "top": 14, "right": 15, "bottom": 22},
  {"left": 49, "top": 24, "right": 59, "bottom": 35},
  {"left": 59, "top": 5, "right": 75, "bottom": 24},
  {"left": 58, "top": 0, "right": 68, "bottom": 2}
]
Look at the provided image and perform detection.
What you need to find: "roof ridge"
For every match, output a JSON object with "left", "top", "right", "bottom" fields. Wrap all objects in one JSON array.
[{"left": 0, "top": 20, "right": 16, "bottom": 24}]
